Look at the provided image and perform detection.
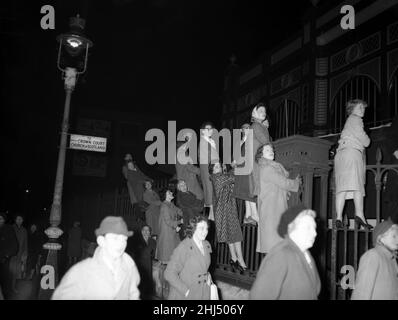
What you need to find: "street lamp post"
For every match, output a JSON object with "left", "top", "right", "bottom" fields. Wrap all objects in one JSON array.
[{"left": 38, "top": 15, "right": 93, "bottom": 300}]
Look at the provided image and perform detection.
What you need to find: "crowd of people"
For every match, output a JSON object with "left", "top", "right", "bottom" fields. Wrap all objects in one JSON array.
[
  {"left": 0, "top": 213, "right": 44, "bottom": 299},
  {"left": 2, "top": 99, "right": 397, "bottom": 300},
  {"left": 0, "top": 212, "right": 84, "bottom": 300},
  {"left": 79, "top": 99, "right": 393, "bottom": 300}
]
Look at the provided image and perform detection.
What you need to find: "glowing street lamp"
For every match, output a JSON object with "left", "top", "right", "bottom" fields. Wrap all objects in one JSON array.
[{"left": 39, "top": 15, "right": 93, "bottom": 300}]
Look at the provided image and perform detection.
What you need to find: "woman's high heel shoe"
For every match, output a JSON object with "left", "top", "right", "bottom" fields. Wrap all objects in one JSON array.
[
  {"left": 355, "top": 216, "right": 373, "bottom": 230},
  {"left": 229, "top": 259, "right": 238, "bottom": 270},
  {"left": 236, "top": 262, "right": 247, "bottom": 273}
]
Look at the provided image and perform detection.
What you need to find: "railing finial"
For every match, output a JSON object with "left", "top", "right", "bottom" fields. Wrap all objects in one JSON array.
[{"left": 376, "top": 147, "right": 382, "bottom": 164}]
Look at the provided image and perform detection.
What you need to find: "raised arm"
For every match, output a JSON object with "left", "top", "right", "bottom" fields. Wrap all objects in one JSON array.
[
  {"left": 263, "top": 165, "right": 299, "bottom": 192},
  {"left": 185, "top": 163, "right": 201, "bottom": 175},
  {"left": 351, "top": 116, "right": 370, "bottom": 147},
  {"left": 143, "top": 191, "right": 161, "bottom": 206}
]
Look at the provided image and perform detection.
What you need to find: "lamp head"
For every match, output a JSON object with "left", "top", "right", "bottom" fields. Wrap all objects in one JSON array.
[{"left": 57, "top": 15, "right": 93, "bottom": 73}]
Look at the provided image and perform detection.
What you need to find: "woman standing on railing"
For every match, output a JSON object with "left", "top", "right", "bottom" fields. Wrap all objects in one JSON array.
[
  {"left": 143, "top": 180, "right": 161, "bottom": 237},
  {"left": 247, "top": 104, "right": 271, "bottom": 227},
  {"left": 165, "top": 215, "right": 213, "bottom": 300},
  {"left": 255, "top": 144, "right": 301, "bottom": 254},
  {"left": 334, "top": 99, "right": 372, "bottom": 229},
  {"left": 122, "top": 153, "right": 151, "bottom": 206},
  {"left": 232, "top": 123, "right": 258, "bottom": 225},
  {"left": 198, "top": 122, "right": 220, "bottom": 220},
  {"left": 210, "top": 162, "right": 247, "bottom": 272},
  {"left": 175, "top": 136, "right": 204, "bottom": 201}
]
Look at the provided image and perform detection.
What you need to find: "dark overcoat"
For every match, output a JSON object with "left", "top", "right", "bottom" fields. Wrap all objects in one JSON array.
[{"left": 250, "top": 237, "right": 321, "bottom": 300}]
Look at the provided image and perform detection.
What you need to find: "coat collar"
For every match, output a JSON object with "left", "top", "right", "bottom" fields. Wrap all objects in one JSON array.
[
  {"left": 285, "top": 237, "right": 320, "bottom": 292},
  {"left": 375, "top": 244, "right": 398, "bottom": 260},
  {"left": 186, "top": 237, "right": 211, "bottom": 270},
  {"left": 258, "top": 158, "right": 287, "bottom": 174}
]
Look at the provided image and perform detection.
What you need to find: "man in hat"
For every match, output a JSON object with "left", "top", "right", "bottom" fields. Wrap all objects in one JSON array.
[
  {"left": 52, "top": 216, "right": 141, "bottom": 300},
  {"left": 250, "top": 205, "right": 321, "bottom": 300},
  {"left": 351, "top": 219, "right": 398, "bottom": 300}
]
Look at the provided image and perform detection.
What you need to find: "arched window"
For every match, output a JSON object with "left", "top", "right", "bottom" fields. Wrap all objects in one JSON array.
[
  {"left": 388, "top": 70, "right": 398, "bottom": 119},
  {"left": 273, "top": 99, "right": 301, "bottom": 139},
  {"left": 329, "top": 76, "right": 380, "bottom": 133}
]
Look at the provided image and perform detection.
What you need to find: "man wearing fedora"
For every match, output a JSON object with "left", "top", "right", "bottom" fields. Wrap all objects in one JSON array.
[
  {"left": 250, "top": 205, "right": 321, "bottom": 300},
  {"left": 52, "top": 216, "right": 141, "bottom": 300}
]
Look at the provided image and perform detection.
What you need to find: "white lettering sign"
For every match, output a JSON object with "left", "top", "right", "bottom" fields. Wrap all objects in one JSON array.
[{"left": 70, "top": 134, "right": 107, "bottom": 152}]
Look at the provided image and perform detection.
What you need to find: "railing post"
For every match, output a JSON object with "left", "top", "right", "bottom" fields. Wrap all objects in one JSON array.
[
  {"left": 375, "top": 148, "right": 383, "bottom": 223},
  {"left": 319, "top": 170, "right": 329, "bottom": 295},
  {"left": 330, "top": 169, "right": 337, "bottom": 300}
]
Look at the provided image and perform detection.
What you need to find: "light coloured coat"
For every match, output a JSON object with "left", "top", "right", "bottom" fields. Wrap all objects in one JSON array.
[
  {"left": 52, "top": 247, "right": 140, "bottom": 300},
  {"left": 351, "top": 245, "right": 398, "bottom": 300},
  {"left": 165, "top": 237, "right": 212, "bottom": 300},
  {"left": 256, "top": 158, "right": 299, "bottom": 253}
]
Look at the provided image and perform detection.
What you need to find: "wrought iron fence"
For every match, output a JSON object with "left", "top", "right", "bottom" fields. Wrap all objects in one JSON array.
[{"left": 329, "top": 148, "right": 398, "bottom": 300}]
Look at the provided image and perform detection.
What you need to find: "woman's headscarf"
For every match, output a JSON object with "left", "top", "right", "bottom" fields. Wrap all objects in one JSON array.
[{"left": 251, "top": 104, "right": 266, "bottom": 122}]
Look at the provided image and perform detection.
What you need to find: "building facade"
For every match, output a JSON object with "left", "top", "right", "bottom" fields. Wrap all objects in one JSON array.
[{"left": 222, "top": 0, "right": 398, "bottom": 140}]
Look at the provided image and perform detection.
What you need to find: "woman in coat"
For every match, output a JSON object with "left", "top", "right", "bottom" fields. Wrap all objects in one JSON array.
[
  {"left": 122, "top": 153, "right": 151, "bottom": 206},
  {"left": 156, "top": 189, "right": 183, "bottom": 264},
  {"left": 176, "top": 138, "right": 204, "bottom": 201},
  {"left": 142, "top": 181, "right": 161, "bottom": 236},
  {"left": 250, "top": 103, "right": 271, "bottom": 198},
  {"left": 176, "top": 180, "right": 204, "bottom": 238},
  {"left": 198, "top": 121, "right": 220, "bottom": 220},
  {"left": 256, "top": 144, "right": 300, "bottom": 253},
  {"left": 232, "top": 123, "right": 258, "bottom": 225},
  {"left": 9, "top": 215, "right": 28, "bottom": 292},
  {"left": 211, "top": 162, "right": 246, "bottom": 271},
  {"left": 334, "top": 99, "right": 372, "bottom": 229},
  {"left": 165, "top": 215, "right": 212, "bottom": 300},
  {"left": 351, "top": 219, "right": 398, "bottom": 300}
]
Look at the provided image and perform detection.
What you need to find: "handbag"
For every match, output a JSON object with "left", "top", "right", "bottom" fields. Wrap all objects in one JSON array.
[
  {"left": 210, "top": 283, "right": 219, "bottom": 300},
  {"left": 209, "top": 273, "right": 219, "bottom": 300}
]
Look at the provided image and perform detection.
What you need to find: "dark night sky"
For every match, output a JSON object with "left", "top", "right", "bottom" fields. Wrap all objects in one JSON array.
[{"left": 1, "top": 0, "right": 336, "bottom": 220}]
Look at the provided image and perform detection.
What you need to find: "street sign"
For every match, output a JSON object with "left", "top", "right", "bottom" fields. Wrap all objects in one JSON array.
[{"left": 69, "top": 134, "right": 107, "bottom": 152}]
